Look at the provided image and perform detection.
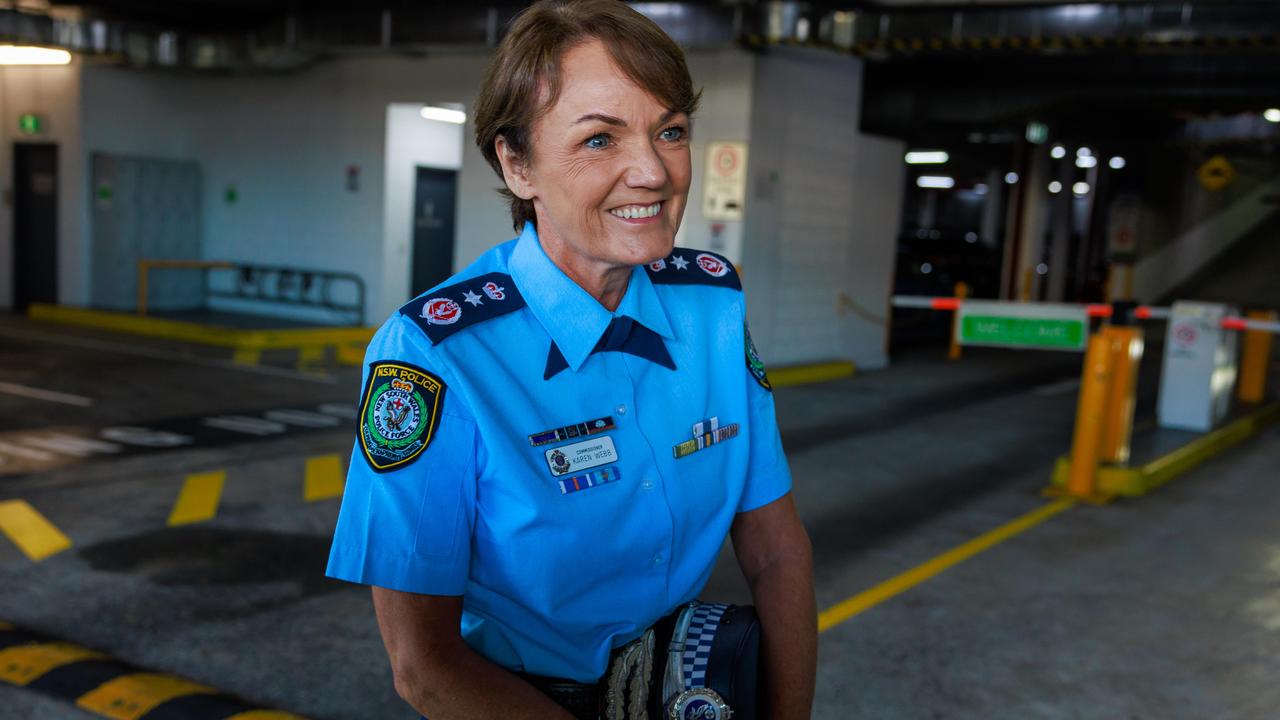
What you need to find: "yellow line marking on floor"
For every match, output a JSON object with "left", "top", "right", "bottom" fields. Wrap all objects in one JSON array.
[
  {"left": 818, "top": 498, "right": 1077, "bottom": 633},
  {"left": 76, "top": 672, "right": 217, "bottom": 720},
  {"left": 0, "top": 621, "right": 12, "bottom": 630},
  {"left": 167, "top": 471, "right": 225, "bottom": 526},
  {"left": 304, "top": 454, "right": 345, "bottom": 502},
  {"left": 0, "top": 642, "right": 107, "bottom": 686},
  {"left": 0, "top": 500, "right": 73, "bottom": 561},
  {"left": 227, "top": 711, "right": 310, "bottom": 720}
]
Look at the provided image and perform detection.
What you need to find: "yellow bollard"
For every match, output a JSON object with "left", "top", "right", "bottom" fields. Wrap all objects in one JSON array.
[
  {"left": 948, "top": 282, "right": 969, "bottom": 361},
  {"left": 1100, "top": 325, "right": 1143, "bottom": 464},
  {"left": 1238, "top": 310, "right": 1276, "bottom": 404},
  {"left": 1064, "top": 332, "right": 1116, "bottom": 503}
]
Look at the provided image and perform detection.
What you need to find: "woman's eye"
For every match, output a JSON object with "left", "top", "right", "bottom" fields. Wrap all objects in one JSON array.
[
  {"left": 585, "top": 134, "right": 611, "bottom": 150},
  {"left": 660, "top": 126, "right": 686, "bottom": 142}
]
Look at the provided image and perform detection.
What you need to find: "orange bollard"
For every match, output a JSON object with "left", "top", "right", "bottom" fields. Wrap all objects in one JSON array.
[
  {"left": 1100, "top": 325, "right": 1143, "bottom": 464},
  {"left": 1064, "top": 332, "right": 1116, "bottom": 502},
  {"left": 948, "top": 282, "right": 969, "bottom": 361},
  {"left": 1238, "top": 310, "right": 1276, "bottom": 404}
]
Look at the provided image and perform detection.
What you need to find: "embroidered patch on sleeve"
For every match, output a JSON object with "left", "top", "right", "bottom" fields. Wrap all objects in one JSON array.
[
  {"left": 745, "top": 323, "right": 772, "bottom": 391},
  {"left": 358, "top": 361, "right": 446, "bottom": 472}
]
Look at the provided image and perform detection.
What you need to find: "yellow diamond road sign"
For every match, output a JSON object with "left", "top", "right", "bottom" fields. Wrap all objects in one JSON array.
[{"left": 1198, "top": 154, "right": 1236, "bottom": 192}]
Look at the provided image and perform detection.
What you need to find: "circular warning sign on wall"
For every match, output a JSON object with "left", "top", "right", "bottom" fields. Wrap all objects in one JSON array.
[{"left": 703, "top": 141, "right": 748, "bottom": 222}]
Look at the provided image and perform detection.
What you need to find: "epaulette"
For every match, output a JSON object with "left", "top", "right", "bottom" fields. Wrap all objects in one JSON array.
[
  {"left": 399, "top": 271, "right": 526, "bottom": 345},
  {"left": 644, "top": 248, "right": 741, "bottom": 291}
]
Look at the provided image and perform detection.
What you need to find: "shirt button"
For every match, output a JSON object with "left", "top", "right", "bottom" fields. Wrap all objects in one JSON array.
[
  {"left": 653, "top": 554, "right": 664, "bottom": 565},
  {"left": 616, "top": 404, "right": 627, "bottom": 415},
  {"left": 641, "top": 480, "right": 654, "bottom": 491}
]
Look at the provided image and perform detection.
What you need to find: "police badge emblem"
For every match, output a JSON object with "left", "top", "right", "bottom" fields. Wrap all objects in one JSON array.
[
  {"left": 744, "top": 323, "right": 771, "bottom": 391},
  {"left": 669, "top": 688, "right": 733, "bottom": 720},
  {"left": 549, "top": 449, "right": 572, "bottom": 475},
  {"left": 358, "top": 361, "right": 445, "bottom": 472}
]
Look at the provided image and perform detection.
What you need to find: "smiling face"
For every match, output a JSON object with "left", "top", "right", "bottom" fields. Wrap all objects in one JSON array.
[{"left": 497, "top": 39, "right": 692, "bottom": 277}]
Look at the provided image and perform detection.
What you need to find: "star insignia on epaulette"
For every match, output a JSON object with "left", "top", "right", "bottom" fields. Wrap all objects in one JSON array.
[
  {"left": 671, "top": 255, "right": 689, "bottom": 270},
  {"left": 462, "top": 290, "right": 483, "bottom": 306}
]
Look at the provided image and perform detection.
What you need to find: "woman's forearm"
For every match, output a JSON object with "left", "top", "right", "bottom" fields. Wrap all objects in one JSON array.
[
  {"left": 395, "top": 640, "right": 577, "bottom": 720},
  {"left": 748, "top": 546, "right": 818, "bottom": 720}
]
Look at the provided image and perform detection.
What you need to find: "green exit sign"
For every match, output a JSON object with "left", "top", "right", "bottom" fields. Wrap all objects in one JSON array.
[
  {"left": 18, "top": 114, "right": 42, "bottom": 135},
  {"left": 957, "top": 301, "right": 1088, "bottom": 351}
]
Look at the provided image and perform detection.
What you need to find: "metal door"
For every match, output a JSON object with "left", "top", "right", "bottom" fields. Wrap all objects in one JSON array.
[
  {"left": 91, "top": 153, "right": 202, "bottom": 311},
  {"left": 12, "top": 143, "right": 58, "bottom": 310},
  {"left": 411, "top": 166, "right": 458, "bottom": 296}
]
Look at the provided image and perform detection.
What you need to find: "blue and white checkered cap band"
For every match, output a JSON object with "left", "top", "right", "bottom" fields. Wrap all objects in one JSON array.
[{"left": 681, "top": 602, "right": 729, "bottom": 688}]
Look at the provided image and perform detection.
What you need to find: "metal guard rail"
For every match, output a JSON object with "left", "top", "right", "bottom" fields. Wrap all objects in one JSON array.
[{"left": 137, "top": 259, "right": 367, "bottom": 326}]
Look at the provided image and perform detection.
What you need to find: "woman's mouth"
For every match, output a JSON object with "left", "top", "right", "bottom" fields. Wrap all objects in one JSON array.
[{"left": 609, "top": 202, "right": 662, "bottom": 221}]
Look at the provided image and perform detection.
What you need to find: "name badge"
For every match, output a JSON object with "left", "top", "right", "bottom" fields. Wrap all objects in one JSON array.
[{"left": 545, "top": 436, "right": 618, "bottom": 477}]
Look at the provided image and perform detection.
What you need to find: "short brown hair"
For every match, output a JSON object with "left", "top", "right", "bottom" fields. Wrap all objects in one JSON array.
[{"left": 474, "top": 0, "right": 701, "bottom": 231}]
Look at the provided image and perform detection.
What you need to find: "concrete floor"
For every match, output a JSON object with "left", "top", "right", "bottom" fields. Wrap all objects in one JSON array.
[{"left": 1, "top": 316, "right": 1278, "bottom": 719}]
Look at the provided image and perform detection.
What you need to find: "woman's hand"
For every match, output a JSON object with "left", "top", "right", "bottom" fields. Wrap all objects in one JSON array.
[
  {"left": 372, "top": 588, "right": 577, "bottom": 720},
  {"left": 731, "top": 493, "right": 817, "bottom": 720}
]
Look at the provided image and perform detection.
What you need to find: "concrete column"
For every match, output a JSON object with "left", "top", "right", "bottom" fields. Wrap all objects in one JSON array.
[
  {"left": 1010, "top": 149, "right": 1048, "bottom": 301},
  {"left": 980, "top": 168, "right": 1003, "bottom": 249},
  {"left": 1046, "top": 154, "right": 1073, "bottom": 301}
]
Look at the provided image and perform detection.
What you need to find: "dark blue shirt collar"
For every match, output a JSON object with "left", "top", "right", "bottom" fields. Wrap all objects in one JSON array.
[{"left": 508, "top": 221, "right": 674, "bottom": 374}]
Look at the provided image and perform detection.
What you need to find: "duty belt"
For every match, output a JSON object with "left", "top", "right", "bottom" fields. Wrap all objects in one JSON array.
[{"left": 519, "top": 601, "right": 760, "bottom": 720}]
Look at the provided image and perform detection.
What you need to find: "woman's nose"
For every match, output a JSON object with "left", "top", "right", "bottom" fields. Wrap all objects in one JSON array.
[{"left": 623, "top": 141, "right": 668, "bottom": 189}]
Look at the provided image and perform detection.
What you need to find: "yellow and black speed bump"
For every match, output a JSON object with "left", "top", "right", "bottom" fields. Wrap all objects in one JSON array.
[{"left": 0, "top": 623, "right": 307, "bottom": 720}]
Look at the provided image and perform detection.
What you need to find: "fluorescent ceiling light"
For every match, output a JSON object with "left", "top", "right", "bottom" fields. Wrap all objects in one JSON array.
[
  {"left": 0, "top": 45, "right": 72, "bottom": 65},
  {"left": 1109, "top": 156, "right": 1126, "bottom": 170},
  {"left": 1076, "top": 156, "right": 1098, "bottom": 168},
  {"left": 420, "top": 105, "right": 467, "bottom": 124},
  {"left": 1048, "top": 181, "right": 1063, "bottom": 194},
  {"left": 1264, "top": 108, "right": 1280, "bottom": 123},
  {"left": 1076, "top": 147, "right": 1093, "bottom": 158},
  {"left": 1004, "top": 172, "right": 1019, "bottom": 184},
  {"left": 905, "top": 150, "right": 949, "bottom": 165},
  {"left": 1073, "top": 182, "right": 1090, "bottom": 195},
  {"left": 917, "top": 175, "right": 955, "bottom": 189},
  {"left": 1050, "top": 145, "right": 1066, "bottom": 159}
]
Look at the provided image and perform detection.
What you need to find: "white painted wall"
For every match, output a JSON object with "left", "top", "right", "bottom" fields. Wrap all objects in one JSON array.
[
  {"left": 742, "top": 47, "right": 902, "bottom": 370},
  {"left": 676, "top": 48, "right": 755, "bottom": 263},
  {"left": 382, "top": 103, "right": 464, "bottom": 310},
  {"left": 72, "top": 45, "right": 903, "bottom": 371},
  {"left": 0, "top": 60, "right": 84, "bottom": 310},
  {"left": 80, "top": 56, "right": 497, "bottom": 324}
]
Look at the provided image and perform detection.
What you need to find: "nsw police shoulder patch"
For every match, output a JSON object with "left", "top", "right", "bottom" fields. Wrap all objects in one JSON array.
[
  {"left": 745, "top": 323, "right": 772, "bottom": 391},
  {"left": 358, "top": 361, "right": 446, "bottom": 472}
]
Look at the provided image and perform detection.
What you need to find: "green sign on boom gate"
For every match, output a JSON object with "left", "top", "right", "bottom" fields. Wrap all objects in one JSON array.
[{"left": 956, "top": 301, "right": 1088, "bottom": 351}]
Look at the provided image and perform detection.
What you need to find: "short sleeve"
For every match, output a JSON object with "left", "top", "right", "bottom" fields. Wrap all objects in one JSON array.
[
  {"left": 737, "top": 321, "right": 793, "bottom": 513},
  {"left": 326, "top": 315, "right": 478, "bottom": 595}
]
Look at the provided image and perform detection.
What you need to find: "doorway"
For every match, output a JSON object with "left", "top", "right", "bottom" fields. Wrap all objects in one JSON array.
[
  {"left": 411, "top": 166, "right": 458, "bottom": 296},
  {"left": 12, "top": 143, "right": 58, "bottom": 310}
]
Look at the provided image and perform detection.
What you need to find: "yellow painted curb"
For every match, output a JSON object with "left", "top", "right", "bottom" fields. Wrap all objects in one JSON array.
[
  {"left": 1050, "top": 401, "right": 1280, "bottom": 498},
  {"left": 770, "top": 360, "right": 856, "bottom": 388}
]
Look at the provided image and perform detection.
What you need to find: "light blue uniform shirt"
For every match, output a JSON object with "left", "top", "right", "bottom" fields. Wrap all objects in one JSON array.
[{"left": 327, "top": 222, "right": 791, "bottom": 682}]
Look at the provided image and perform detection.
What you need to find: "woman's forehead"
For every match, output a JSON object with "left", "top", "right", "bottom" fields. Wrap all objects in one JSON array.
[{"left": 544, "top": 40, "right": 673, "bottom": 122}]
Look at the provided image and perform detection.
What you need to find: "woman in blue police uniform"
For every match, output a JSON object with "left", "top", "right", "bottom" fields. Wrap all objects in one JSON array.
[{"left": 326, "top": 2, "right": 816, "bottom": 718}]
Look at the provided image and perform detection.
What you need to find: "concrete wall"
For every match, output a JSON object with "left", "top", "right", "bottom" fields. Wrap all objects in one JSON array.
[
  {"left": 742, "top": 47, "right": 902, "bottom": 370},
  {"left": 382, "top": 103, "right": 465, "bottom": 311},
  {"left": 69, "top": 46, "right": 902, "bottom": 369},
  {"left": 0, "top": 61, "right": 84, "bottom": 310},
  {"left": 81, "top": 56, "right": 496, "bottom": 324},
  {"left": 676, "top": 48, "right": 755, "bottom": 263}
]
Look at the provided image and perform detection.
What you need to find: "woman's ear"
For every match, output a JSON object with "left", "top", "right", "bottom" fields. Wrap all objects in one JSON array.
[{"left": 495, "top": 135, "right": 535, "bottom": 201}]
